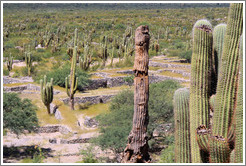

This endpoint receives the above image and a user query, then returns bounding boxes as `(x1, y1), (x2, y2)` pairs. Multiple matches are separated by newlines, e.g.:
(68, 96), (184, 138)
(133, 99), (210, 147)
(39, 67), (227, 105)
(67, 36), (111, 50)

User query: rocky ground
(3, 55), (190, 163)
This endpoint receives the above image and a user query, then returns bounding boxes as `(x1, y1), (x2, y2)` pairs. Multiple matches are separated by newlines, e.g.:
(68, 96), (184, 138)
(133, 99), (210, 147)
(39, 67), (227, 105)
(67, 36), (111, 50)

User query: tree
(3, 93), (39, 135)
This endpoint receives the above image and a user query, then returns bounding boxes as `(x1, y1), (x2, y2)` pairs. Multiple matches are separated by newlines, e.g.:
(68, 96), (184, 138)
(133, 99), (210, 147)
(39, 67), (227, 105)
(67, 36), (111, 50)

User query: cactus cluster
(79, 44), (92, 71)
(174, 3), (243, 163)
(40, 75), (53, 114)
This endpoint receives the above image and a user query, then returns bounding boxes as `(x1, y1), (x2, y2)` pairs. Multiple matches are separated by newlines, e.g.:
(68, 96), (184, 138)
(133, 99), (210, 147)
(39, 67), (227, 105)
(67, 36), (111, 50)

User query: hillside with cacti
(2, 3), (243, 164)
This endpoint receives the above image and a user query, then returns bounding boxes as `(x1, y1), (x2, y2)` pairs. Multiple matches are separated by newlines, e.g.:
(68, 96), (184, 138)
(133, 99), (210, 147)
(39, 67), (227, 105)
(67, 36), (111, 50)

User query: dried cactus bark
(174, 88), (191, 163)
(121, 25), (150, 163)
(189, 19), (213, 163)
(233, 35), (243, 163)
(212, 3), (243, 138)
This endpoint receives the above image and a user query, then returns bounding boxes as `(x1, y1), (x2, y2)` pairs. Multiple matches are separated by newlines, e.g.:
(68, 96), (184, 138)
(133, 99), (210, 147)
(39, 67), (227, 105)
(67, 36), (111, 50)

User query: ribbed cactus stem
(7, 53), (13, 72)
(66, 28), (78, 110)
(189, 19), (213, 163)
(25, 52), (32, 76)
(209, 136), (230, 163)
(79, 45), (92, 71)
(173, 88), (191, 163)
(234, 35), (243, 163)
(212, 3), (243, 138)
(40, 75), (53, 114)
(213, 23), (227, 74)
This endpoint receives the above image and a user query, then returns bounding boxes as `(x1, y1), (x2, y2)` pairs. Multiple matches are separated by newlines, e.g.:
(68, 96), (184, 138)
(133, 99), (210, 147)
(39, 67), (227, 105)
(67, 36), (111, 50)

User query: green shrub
(92, 80), (181, 153)
(179, 50), (192, 62)
(77, 146), (99, 163)
(3, 93), (39, 135)
(159, 143), (175, 163)
(3, 67), (9, 76)
(42, 63), (90, 91)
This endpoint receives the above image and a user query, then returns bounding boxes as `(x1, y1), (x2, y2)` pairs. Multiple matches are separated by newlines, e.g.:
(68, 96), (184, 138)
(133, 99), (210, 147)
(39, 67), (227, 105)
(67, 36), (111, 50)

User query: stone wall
(61, 94), (116, 105)
(34, 125), (71, 134)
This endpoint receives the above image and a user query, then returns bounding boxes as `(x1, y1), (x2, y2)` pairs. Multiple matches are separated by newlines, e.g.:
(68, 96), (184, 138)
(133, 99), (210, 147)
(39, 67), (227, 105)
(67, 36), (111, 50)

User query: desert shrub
(43, 63), (90, 91)
(92, 80), (181, 153)
(179, 50), (192, 62)
(159, 143), (175, 163)
(3, 67), (9, 76)
(3, 92), (39, 135)
(77, 146), (99, 163)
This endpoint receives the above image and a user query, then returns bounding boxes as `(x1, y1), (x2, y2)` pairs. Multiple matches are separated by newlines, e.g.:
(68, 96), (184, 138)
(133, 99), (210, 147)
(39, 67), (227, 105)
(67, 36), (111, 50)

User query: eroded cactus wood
(121, 25), (150, 163)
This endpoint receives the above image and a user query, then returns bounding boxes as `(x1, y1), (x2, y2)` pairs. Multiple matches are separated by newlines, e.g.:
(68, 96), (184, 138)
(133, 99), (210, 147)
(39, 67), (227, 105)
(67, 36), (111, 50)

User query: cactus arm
(65, 76), (70, 97)
(234, 35), (243, 163)
(212, 3), (243, 138)
(173, 88), (191, 163)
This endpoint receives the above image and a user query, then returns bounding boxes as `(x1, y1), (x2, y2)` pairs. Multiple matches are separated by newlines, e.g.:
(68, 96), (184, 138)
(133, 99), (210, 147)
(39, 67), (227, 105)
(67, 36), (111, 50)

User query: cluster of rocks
(84, 116), (98, 128)
(61, 94), (116, 105)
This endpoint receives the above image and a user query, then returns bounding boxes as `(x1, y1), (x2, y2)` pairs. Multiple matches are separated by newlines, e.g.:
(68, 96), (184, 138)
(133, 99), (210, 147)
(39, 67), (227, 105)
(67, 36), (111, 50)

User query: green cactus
(173, 88), (191, 163)
(66, 28), (78, 110)
(233, 35), (243, 163)
(99, 42), (108, 67)
(213, 23), (227, 73)
(25, 52), (32, 76)
(110, 47), (114, 67)
(7, 53), (13, 72)
(209, 136), (231, 163)
(40, 75), (53, 114)
(212, 3), (243, 139)
(189, 19), (213, 163)
(79, 44), (92, 71)
(211, 24), (227, 93)
(195, 125), (210, 163)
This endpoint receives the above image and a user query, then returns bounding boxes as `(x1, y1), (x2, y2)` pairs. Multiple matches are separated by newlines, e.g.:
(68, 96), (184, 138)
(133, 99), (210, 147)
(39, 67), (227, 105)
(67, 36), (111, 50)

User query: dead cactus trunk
(121, 25), (151, 163)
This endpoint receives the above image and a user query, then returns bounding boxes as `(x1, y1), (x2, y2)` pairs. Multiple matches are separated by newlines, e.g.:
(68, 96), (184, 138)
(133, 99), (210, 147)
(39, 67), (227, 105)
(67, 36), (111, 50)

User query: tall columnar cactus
(110, 47), (114, 67)
(173, 88), (191, 163)
(40, 75), (53, 114)
(79, 45), (92, 71)
(212, 3), (243, 139)
(7, 53), (13, 72)
(25, 52), (32, 76)
(189, 19), (213, 163)
(233, 35), (243, 163)
(66, 28), (78, 110)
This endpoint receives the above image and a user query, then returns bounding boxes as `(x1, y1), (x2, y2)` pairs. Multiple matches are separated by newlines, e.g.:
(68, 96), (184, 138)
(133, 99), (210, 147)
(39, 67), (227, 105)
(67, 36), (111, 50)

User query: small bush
(3, 93), (39, 135)
(3, 67), (9, 76)
(43, 63), (90, 91)
(159, 143), (175, 163)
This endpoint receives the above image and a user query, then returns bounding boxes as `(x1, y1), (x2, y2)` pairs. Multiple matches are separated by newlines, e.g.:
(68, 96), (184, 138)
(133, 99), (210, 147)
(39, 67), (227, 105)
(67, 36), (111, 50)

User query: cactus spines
(195, 125), (210, 163)
(25, 52), (32, 76)
(213, 23), (227, 73)
(40, 75), (53, 114)
(7, 53), (13, 72)
(121, 25), (150, 163)
(66, 28), (78, 110)
(209, 136), (231, 163)
(189, 19), (213, 163)
(212, 3), (243, 138)
(234, 35), (243, 163)
(173, 88), (191, 163)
